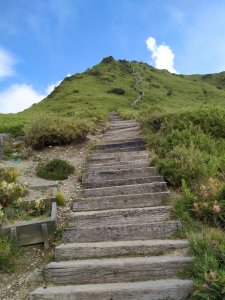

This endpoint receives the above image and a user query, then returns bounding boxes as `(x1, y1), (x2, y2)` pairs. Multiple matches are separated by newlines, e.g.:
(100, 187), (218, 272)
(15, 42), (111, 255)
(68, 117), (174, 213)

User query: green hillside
(1, 56), (225, 135)
(1, 57), (225, 296)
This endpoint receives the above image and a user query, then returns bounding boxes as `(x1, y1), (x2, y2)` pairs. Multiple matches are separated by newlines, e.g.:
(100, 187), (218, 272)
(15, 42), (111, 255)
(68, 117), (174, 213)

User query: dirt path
(0, 139), (91, 300)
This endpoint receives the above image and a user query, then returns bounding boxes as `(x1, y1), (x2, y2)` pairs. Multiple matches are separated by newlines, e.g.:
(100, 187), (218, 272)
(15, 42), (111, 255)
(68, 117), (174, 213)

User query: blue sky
(1, 0), (225, 113)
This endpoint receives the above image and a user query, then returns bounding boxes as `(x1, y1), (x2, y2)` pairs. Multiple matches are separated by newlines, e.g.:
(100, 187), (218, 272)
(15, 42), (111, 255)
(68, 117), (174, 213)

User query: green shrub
(36, 159), (75, 180)
(3, 141), (14, 158)
(101, 56), (115, 64)
(25, 116), (89, 150)
(158, 107), (225, 138)
(0, 168), (18, 183)
(153, 145), (217, 187)
(55, 192), (65, 206)
(0, 181), (27, 207)
(189, 228), (225, 299)
(0, 235), (18, 272)
(193, 271), (225, 299)
(107, 88), (125, 95)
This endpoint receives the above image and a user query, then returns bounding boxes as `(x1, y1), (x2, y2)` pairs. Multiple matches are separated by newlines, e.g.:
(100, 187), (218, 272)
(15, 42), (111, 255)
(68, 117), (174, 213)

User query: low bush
(36, 159), (75, 180)
(193, 271), (225, 299)
(0, 168), (18, 183)
(0, 235), (18, 272)
(180, 179), (225, 229)
(107, 88), (125, 95)
(3, 198), (48, 222)
(55, 192), (65, 206)
(25, 116), (89, 150)
(0, 181), (27, 207)
(3, 141), (14, 158)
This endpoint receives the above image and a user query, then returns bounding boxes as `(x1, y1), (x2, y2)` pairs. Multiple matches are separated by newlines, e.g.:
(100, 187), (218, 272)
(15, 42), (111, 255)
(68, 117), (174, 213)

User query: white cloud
(0, 47), (16, 79)
(146, 36), (177, 73)
(0, 76), (68, 114)
(46, 80), (62, 94)
(0, 84), (45, 113)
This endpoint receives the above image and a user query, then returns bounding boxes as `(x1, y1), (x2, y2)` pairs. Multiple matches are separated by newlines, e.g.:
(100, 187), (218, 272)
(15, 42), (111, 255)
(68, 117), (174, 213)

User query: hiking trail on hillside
(30, 112), (193, 300)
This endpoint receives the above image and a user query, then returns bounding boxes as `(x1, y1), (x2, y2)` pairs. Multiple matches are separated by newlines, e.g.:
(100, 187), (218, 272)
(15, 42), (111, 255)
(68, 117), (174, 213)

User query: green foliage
(36, 159), (75, 180)
(3, 141), (14, 158)
(0, 235), (18, 272)
(172, 189), (225, 299)
(0, 168), (18, 183)
(26, 198), (47, 217)
(55, 192), (65, 206)
(142, 107), (225, 189)
(0, 181), (27, 207)
(3, 198), (48, 222)
(25, 116), (89, 150)
(101, 56), (115, 64)
(189, 229), (225, 299)
(107, 88), (125, 95)
(193, 271), (225, 299)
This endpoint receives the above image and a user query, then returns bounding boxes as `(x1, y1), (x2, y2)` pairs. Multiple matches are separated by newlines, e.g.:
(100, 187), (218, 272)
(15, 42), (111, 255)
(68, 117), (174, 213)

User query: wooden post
(11, 227), (17, 244)
(41, 223), (49, 249)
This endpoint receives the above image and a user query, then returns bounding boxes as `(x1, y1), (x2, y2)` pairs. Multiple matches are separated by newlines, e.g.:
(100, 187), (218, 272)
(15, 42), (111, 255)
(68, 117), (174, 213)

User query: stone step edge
(68, 205), (173, 217)
(72, 191), (170, 211)
(82, 176), (164, 188)
(93, 146), (146, 153)
(56, 239), (189, 250)
(55, 239), (189, 260)
(43, 256), (193, 284)
(86, 158), (149, 168)
(73, 191), (170, 202)
(63, 220), (182, 243)
(84, 166), (158, 174)
(29, 279), (193, 300)
(81, 181), (167, 192)
(45, 255), (193, 270)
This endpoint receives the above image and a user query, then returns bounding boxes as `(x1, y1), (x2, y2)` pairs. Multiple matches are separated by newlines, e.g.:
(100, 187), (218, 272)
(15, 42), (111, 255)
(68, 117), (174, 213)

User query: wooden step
(83, 176), (164, 188)
(29, 279), (193, 300)
(90, 150), (148, 160)
(55, 239), (189, 261)
(93, 145), (146, 153)
(87, 158), (149, 168)
(84, 167), (159, 182)
(67, 206), (173, 228)
(88, 153), (148, 164)
(81, 182), (168, 198)
(86, 161), (149, 172)
(73, 192), (170, 211)
(43, 256), (193, 285)
(96, 138), (144, 150)
(63, 220), (181, 243)
(102, 130), (141, 138)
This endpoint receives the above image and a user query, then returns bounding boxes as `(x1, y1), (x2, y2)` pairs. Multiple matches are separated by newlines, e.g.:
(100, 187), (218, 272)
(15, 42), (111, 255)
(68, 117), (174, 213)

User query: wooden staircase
(30, 112), (193, 300)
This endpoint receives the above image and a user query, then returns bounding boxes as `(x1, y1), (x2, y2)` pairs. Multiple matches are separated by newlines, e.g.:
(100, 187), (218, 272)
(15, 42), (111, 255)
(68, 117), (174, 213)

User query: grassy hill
(1, 56), (225, 135)
(1, 57), (225, 297)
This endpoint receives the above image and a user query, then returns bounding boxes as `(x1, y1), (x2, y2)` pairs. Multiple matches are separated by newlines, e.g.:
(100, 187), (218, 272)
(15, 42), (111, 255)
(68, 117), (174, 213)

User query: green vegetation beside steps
(36, 159), (75, 180)
(119, 104), (225, 298)
(25, 116), (89, 150)
(0, 234), (18, 272)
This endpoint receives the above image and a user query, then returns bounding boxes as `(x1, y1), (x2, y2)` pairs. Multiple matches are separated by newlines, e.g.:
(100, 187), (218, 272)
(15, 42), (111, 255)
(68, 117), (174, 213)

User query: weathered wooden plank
(55, 240), (189, 261)
(0, 202), (57, 246)
(44, 256), (193, 284)
(81, 182), (168, 198)
(29, 279), (193, 300)
(63, 220), (181, 243)
(73, 192), (169, 211)
(68, 206), (172, 228)
(82, 176), (164, 189)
